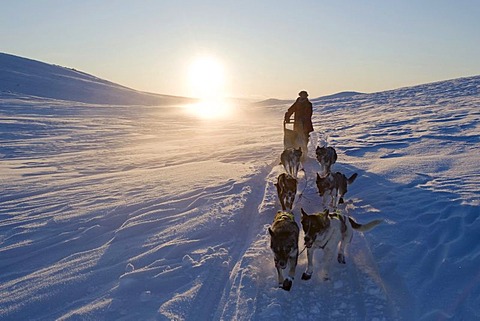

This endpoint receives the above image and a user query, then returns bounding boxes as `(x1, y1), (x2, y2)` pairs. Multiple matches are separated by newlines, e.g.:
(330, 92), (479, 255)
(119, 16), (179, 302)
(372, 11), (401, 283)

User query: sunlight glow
(188, 56), (225, 99)
(185, 55), (234, 119)
(184, 98), (234, 120)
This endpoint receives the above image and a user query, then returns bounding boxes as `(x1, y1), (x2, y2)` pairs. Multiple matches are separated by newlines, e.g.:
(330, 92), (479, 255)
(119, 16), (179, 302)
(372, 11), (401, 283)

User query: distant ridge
(253, 98), (294, 106)
(312, 91), (362, 101)
(256, 91), (362, 106)
(0, 52), (193, 105)
(256, 75), (480, 106)
(368, 75), (480, 100)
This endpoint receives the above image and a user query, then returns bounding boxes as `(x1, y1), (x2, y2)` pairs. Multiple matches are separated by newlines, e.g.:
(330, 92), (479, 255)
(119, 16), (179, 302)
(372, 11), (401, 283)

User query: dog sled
(283, 119), (308, 155)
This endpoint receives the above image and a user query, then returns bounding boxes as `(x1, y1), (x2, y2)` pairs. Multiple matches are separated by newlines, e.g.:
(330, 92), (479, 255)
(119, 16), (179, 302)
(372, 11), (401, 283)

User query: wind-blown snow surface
(1, 75), (479, 321)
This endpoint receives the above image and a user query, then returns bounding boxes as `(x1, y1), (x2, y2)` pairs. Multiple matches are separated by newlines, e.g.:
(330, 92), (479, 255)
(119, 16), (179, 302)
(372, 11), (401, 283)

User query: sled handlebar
(283, 119), (294, 130)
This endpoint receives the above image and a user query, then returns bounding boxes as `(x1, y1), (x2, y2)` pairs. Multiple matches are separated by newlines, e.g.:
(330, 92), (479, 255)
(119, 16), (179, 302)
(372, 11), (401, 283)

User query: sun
(187, 56), (225, 99)
(185, 55), (233, 119)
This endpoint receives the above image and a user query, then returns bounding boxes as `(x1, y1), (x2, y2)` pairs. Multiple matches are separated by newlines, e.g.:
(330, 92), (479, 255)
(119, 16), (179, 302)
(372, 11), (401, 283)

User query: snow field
(1, 72), (479, 320)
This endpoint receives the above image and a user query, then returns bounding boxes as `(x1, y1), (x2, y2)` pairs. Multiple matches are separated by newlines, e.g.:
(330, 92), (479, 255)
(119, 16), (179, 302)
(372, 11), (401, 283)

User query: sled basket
(283, 120), (298, 150)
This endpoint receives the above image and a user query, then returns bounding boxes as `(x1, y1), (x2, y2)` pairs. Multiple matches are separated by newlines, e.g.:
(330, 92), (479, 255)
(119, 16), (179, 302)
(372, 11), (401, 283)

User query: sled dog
(269, 211), (300, 291)
(300, 208), (382, 281)
(275, 173), (297, 211)
(316, 171), (357, 208)
(280, 147), (302, 178)
(315, 146), (337, 176)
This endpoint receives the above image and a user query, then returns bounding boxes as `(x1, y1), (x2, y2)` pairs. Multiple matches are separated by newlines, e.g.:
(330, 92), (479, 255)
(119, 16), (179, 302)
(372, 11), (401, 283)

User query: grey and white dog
(315, 145), (337, 177)
(280, 147), (302, 179)
(269, 211), (300, 291)
(300, 208), (382, 281)
(316, 171), (358, 208)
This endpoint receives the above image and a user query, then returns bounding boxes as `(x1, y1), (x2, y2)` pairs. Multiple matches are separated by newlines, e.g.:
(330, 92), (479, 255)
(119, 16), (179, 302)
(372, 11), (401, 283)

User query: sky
(1, 0), (479, 100)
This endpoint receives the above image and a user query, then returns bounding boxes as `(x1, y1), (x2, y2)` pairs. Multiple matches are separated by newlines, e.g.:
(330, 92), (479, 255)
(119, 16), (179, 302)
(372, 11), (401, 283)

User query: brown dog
(269, 211), (300, 291)
(275, 173), (297, 211)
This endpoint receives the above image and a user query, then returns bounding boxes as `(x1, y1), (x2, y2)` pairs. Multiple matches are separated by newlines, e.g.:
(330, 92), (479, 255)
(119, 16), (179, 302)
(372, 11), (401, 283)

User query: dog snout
(275, 259), (287, 269)
(278, 261), (287, 269)
(304, 236), (313, 248)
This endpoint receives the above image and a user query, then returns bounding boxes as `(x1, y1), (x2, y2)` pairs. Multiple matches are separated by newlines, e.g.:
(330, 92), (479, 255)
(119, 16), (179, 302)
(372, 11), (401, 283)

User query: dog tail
(347, 173), (358, 184)
(349, 217), (382, 232)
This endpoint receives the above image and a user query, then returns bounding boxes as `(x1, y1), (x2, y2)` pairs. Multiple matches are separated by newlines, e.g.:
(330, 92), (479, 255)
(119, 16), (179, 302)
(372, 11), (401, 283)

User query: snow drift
(0, 54), (479, 320)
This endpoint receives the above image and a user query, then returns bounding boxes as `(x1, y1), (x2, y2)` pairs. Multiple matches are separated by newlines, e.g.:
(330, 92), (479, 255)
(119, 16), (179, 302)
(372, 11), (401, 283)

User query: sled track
(212, 160), (278, 320)
(215, 157), (405, 321)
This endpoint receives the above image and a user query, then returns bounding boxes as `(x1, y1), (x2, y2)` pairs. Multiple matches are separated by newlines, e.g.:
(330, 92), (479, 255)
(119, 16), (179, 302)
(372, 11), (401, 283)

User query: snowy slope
(1, 57), (479, 321)
(0, 53), (191, 105)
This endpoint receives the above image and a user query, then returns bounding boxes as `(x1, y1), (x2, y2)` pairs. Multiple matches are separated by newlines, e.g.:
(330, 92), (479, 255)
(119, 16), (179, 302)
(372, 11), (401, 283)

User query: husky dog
(269, 211), (300, 291)
(300, 208), (382, 281)
(316, 172), (358, 208)
(275, 173), (297, 211)
(280, 147), (302, 178)
(315, 146), (337, 176)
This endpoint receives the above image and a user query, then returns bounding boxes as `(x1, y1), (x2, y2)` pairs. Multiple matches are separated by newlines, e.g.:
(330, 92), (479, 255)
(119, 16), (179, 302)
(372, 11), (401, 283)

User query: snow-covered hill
(256, 91), (362, 106)
(0, 56), (479, 320)
(0, 53), (192, 105)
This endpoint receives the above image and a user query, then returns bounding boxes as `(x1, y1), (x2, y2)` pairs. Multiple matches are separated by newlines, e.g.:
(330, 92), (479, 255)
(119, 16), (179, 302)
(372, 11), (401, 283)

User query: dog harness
(329, 210), (352, 243)
(275, 211), (295, 222)
(309, 211), (347, 249)
(329, 211), (348, 235)
(317, 227), (334, 249)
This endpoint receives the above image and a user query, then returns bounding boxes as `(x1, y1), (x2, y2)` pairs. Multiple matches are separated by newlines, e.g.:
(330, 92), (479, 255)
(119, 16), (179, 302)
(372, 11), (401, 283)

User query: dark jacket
(285, 97), (314, 134)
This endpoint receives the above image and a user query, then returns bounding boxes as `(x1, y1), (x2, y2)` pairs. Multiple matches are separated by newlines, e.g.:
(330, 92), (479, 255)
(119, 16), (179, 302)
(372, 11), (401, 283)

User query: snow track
(217, 157), (400, 321)
(1, 75), (479, 320)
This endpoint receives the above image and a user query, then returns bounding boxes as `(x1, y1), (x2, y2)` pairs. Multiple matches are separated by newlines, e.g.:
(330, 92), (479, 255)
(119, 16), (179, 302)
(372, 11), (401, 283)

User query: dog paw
(337, 253), (346, 264)
(282, 279), (292, 291)
(301, 272), (312, 280)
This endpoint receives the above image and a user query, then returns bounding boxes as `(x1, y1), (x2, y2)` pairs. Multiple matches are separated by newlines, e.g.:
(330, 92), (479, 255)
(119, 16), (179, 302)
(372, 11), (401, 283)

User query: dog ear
(318, 209), (329, 221)
(268, 227), (274, 237)
(301, 208), (308, 217)
(319, 210), (330, 223)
